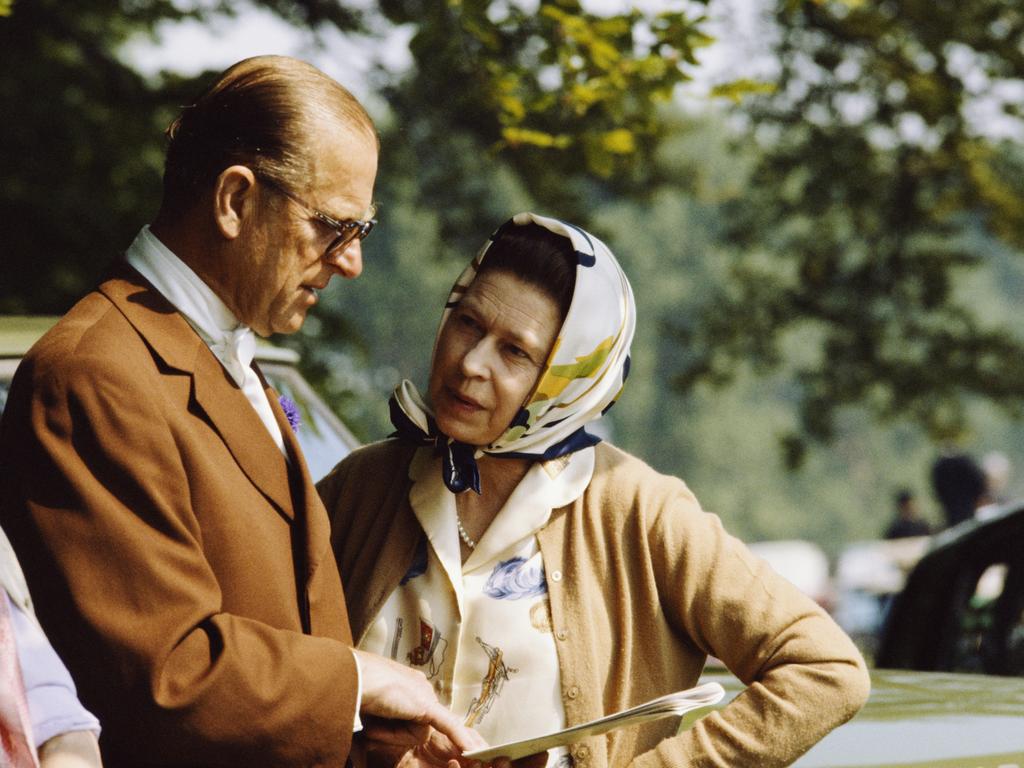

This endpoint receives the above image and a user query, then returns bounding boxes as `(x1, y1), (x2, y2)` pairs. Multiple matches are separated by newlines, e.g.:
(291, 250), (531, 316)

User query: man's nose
(325, 238), (363, 279)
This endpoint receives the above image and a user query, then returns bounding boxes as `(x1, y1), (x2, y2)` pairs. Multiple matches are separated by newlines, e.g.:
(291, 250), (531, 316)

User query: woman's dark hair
(477, 222), (577, 322)
(160, 55), (377, 219)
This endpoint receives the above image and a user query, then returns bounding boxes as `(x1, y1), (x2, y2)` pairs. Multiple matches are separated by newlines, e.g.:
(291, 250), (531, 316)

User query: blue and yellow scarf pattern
(391, 212), (636, 493)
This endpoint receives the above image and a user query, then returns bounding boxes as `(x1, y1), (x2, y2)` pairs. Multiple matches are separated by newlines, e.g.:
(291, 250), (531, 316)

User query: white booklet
(463, 681), (726, 762)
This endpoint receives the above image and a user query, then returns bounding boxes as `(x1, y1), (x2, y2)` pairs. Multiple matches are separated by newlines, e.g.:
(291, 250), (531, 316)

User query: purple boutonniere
(279, 395), (301, 433)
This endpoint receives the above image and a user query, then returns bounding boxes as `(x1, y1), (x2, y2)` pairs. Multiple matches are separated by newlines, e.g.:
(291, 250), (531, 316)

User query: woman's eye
(507, 345), (530, 360)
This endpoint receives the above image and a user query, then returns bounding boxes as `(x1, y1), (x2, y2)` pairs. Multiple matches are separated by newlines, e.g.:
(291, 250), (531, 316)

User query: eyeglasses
(257, 174), (377, 258)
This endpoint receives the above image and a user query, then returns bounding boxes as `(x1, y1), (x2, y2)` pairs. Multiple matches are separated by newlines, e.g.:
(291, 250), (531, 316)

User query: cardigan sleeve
(632, 482), (870, 768)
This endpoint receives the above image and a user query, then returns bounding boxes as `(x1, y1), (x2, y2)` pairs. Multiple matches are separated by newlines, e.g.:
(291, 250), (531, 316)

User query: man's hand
(354, 650), (487, 757)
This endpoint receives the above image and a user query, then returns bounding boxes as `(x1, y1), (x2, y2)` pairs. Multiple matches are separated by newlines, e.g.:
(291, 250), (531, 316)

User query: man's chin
(271, 308), (310, 336)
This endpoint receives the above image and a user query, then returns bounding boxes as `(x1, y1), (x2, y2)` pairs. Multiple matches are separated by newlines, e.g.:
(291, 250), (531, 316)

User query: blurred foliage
(361, 0), (712, 259)
(377, 0), (710, 187)
(0, 0), (205, 313)
(671, 0), (1024, 465)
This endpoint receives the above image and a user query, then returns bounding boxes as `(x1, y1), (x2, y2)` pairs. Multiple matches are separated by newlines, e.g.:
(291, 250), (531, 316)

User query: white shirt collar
(127, 225), (240, 339)
(407, 446), (595, 579)
(125, 226), (255, 386)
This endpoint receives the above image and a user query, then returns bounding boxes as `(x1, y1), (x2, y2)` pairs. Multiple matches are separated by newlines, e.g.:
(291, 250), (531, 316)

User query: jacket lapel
(266, 381), (348, 636)
(98, 263), (295, 520)
(267, 386), (330, 580)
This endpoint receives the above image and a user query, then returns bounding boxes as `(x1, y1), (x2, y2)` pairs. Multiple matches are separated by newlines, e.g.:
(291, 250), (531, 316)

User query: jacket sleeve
(1, 348), (357, 767)
(633, 483), (870, 768)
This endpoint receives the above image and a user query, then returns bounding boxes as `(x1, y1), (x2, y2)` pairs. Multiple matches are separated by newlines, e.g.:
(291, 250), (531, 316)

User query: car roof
(0, 316), (59, 358)
(0, 315), (299, 363)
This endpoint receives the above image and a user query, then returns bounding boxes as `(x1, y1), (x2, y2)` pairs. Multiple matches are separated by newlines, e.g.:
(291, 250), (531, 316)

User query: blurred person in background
(2, 526), (102, 768)
(883, 489), (931, 540)
(976, 450), (1013, 521)
(981, 450), (1012, 507)
(931, 452), (986, 528)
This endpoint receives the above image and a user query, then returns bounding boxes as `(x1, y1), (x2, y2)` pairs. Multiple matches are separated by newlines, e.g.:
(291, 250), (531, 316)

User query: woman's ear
(212, 165), (257, 239)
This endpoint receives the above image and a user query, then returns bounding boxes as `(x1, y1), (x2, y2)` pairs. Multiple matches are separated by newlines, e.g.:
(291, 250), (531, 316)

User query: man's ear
(212, 165), (258, 239)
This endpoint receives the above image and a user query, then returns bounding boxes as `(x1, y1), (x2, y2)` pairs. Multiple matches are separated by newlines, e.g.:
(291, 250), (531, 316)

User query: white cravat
(125, 226), (286, 456)
(209, 327), (257, 389)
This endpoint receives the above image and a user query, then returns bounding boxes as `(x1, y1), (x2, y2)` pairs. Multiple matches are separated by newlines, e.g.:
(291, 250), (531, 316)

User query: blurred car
(722, 531), (1024, 765)
(5, 316), (1024, 766)
(832, 535), (931, 654)
(0, 315), (359, 481)
(877, 499), (1024, 677)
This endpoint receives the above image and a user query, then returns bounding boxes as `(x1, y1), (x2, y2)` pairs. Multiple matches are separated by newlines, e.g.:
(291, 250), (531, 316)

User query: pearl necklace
(455, 511), (477, 550)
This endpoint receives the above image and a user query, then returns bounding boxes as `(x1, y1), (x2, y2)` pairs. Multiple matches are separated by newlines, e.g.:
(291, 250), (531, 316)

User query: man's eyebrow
(321, 200), (375, 225)
(320, 208), (360, 225)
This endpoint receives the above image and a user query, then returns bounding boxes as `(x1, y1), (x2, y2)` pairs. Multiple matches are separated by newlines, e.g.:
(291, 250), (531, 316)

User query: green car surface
(702, 667), (1024, 768)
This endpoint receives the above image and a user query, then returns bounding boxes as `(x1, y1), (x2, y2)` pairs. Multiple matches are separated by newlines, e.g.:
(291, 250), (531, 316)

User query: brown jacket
(320, 440), (870, 768)
(0, 266), (358, 767)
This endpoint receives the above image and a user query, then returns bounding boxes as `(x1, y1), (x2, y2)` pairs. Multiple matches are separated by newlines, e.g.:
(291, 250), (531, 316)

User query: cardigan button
(550, 570), (563, 582)
(566, 685), (580, 700)
(556, 629), (568, 641)
(572, 744), (590, 761)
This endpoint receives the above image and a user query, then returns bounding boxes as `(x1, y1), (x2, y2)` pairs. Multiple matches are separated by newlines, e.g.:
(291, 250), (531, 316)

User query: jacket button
(572, 744), (590, 760)
(566, 685), (579, 699)
(550, 570), (563, 582)
(556, 629), (568, 641)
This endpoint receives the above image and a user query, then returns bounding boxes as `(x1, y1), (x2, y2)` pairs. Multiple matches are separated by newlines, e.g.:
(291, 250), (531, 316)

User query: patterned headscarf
(390, 212), (636, 493)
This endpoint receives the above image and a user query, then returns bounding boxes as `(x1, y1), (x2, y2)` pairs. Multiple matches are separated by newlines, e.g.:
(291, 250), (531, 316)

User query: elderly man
(0, 56), (480, 767)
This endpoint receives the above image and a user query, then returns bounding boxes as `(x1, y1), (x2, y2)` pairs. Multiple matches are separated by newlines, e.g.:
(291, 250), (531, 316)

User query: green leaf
(500, 126), (573, 149)
(600, 128), (636, 154)
(708, 79), (777, 104)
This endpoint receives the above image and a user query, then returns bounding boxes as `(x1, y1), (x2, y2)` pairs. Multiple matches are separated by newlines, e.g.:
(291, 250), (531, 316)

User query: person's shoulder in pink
(1, 525), (102, 768)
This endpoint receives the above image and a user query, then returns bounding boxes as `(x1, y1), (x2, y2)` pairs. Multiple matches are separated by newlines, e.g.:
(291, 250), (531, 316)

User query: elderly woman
(319, 213), (870, 768)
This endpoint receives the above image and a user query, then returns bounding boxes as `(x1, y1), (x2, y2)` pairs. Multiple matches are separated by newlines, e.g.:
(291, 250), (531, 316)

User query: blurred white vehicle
(747, 539), (833, 609)
(831, 536), (930, 648)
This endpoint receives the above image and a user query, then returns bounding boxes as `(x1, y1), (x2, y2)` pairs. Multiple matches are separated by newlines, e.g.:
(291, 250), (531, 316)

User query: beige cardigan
(319, 440), (870, 768)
